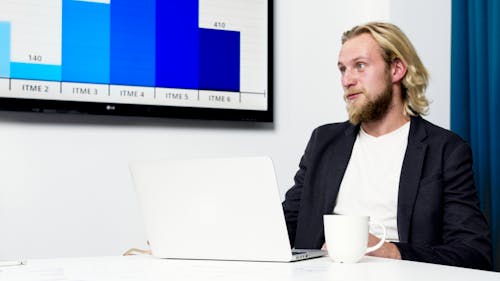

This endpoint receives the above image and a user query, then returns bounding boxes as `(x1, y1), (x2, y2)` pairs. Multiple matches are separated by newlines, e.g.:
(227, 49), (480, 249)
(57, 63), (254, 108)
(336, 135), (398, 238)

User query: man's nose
(341, 69), (357, 89)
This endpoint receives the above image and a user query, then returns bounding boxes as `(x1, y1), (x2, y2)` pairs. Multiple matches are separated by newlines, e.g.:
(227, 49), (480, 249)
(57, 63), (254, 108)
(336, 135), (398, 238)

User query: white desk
(1, 255), (498, 281)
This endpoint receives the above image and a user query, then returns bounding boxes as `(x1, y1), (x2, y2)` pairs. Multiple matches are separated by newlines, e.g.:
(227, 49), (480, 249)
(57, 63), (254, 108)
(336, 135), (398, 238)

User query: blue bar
(62, 0), (110, 84)
(156, 0), (199, 89)
(110, 0), (156, 86)
(10, 62), (62, 81)
(0, 22), (10, 78)
(199, 28), (240, 92)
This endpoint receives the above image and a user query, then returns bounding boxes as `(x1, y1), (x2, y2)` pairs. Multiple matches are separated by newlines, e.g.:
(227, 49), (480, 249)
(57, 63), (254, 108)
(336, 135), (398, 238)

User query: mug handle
(365, 221), (386, 254)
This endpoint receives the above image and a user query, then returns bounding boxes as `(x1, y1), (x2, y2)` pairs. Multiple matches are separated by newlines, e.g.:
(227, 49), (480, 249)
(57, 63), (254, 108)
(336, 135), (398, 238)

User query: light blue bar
(0, 22), (10, 78)
(10, 62), (62, 81)
(62, 0), (110, 84)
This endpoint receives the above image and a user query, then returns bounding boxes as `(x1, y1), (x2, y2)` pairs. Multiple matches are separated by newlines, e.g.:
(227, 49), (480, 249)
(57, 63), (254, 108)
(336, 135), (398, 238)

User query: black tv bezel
(0, 1), (273, 123)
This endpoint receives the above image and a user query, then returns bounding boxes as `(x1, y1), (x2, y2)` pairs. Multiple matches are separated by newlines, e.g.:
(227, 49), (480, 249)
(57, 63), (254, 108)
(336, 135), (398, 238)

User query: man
(282, 22), (492, 270)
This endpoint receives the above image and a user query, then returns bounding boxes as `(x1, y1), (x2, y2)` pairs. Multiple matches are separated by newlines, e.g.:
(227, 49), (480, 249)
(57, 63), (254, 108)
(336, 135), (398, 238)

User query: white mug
(323, 214), (386, 263)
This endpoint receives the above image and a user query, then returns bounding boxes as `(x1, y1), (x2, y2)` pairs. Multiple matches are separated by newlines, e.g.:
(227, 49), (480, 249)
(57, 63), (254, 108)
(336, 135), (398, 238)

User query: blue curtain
(451, 0), (500, 270)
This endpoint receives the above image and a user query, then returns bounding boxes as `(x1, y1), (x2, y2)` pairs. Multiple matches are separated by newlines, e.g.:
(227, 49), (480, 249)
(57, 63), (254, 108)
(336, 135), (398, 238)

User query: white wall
(390, 0), (451, 128)
(0, 0), (450, 259)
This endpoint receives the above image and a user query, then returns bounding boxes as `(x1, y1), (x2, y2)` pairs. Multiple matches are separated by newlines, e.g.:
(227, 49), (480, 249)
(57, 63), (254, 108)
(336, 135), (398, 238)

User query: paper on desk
(1, 267), (68, 281)
(0, 266), (143, 281)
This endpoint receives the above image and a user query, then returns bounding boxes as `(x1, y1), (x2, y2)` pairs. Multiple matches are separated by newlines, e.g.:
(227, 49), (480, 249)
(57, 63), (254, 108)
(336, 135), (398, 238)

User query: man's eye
(356, 63), (366, 69)
(338, 66), (346, 74)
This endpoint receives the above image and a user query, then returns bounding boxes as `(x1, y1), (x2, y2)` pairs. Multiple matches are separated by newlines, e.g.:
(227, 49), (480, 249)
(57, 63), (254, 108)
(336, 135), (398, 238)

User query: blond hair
(342, 22), (430, 116)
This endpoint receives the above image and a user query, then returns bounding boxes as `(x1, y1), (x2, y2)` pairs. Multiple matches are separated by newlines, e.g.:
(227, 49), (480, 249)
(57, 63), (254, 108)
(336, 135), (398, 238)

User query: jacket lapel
(397, 116), (427, 242)
(323, 124), (358, 213)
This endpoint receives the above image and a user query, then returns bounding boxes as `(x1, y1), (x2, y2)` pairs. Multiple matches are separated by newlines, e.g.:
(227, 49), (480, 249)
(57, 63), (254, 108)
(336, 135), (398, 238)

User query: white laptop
(129, 156), (325, 262)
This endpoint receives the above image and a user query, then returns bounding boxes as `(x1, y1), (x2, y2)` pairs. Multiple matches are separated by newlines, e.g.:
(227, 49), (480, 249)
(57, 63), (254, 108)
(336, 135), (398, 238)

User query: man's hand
(366, 233), (401, 259)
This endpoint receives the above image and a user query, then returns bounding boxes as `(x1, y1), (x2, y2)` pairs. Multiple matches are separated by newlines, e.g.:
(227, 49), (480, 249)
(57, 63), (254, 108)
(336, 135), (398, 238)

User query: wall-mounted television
(0, 0), (273, 122)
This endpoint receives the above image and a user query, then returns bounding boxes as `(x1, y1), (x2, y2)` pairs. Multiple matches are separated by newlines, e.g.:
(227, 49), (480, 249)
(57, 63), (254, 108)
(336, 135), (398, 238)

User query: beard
(345, 79), (393, 125)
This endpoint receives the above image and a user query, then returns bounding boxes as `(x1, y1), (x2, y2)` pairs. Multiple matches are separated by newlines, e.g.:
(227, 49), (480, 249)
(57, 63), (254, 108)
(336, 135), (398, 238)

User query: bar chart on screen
(0, 0), (268, 111)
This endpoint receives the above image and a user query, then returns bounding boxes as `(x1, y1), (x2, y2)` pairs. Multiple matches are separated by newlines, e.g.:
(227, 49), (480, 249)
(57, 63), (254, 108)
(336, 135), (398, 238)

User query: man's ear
(391, 58), (407, 83)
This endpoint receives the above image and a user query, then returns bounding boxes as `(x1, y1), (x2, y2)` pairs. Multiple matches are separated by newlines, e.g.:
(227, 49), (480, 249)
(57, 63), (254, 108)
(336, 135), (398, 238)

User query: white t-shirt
(333, 121), (410, 242)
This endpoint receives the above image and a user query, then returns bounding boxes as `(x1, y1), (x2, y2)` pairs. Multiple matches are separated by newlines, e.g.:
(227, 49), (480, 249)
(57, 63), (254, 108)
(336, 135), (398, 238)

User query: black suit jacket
(283, 116), (492, 270)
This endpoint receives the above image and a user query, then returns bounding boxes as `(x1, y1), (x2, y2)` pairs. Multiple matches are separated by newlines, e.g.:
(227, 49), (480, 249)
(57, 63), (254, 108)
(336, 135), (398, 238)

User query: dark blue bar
(156, 0), (199, 89)
(62, 0), (110, 84)
(110, 0), (156, 86)
(199, 28), (240, 92)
